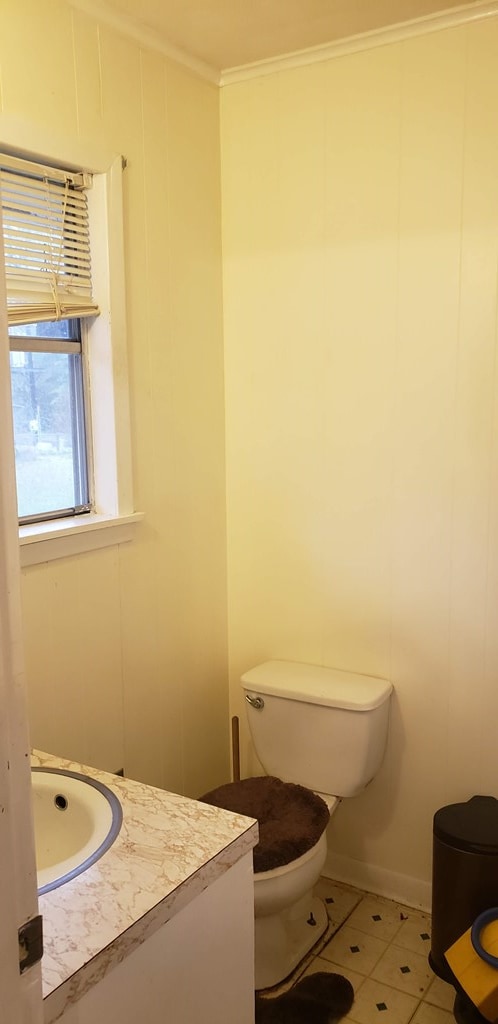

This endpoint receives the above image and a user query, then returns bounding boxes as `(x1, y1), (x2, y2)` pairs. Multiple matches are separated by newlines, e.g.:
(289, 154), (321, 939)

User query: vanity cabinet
(54, 854), (255, 1024)
(33, 752), (258, 1024)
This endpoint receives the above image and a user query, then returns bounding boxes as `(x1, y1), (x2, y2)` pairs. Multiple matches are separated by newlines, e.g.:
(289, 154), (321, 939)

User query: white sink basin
(32, 768), (122, 895)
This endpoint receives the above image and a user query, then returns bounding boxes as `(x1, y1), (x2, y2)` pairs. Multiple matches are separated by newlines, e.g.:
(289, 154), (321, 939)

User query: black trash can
(430, 795), (498, 985)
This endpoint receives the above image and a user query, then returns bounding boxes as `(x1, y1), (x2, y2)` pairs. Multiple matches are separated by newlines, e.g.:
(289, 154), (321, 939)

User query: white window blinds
(0, 153), (99, 326)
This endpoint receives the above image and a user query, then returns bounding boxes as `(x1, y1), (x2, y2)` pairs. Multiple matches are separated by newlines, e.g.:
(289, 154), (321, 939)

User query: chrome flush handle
(245, 694), (265, 710)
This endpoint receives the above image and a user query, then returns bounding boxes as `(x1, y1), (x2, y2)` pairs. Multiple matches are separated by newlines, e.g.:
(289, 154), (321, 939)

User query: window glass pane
(9, 320), (78, 340)
(10, 343), (89, 519)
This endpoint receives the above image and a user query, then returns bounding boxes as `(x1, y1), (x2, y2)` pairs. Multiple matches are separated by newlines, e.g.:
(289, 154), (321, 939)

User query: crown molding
(67, 0), (220, 85)
(66, 0), (498, 89)
(220, 0), (498, 86)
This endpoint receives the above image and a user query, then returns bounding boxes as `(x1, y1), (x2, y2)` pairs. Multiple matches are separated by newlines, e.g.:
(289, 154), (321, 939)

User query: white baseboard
(323, 850), (432, 914)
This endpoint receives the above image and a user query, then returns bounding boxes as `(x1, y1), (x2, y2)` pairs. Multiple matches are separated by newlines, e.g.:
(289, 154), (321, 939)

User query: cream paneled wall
(4, 0), (498, 900)
(1, 0), (229, 797)
(221, 20), (498, 897)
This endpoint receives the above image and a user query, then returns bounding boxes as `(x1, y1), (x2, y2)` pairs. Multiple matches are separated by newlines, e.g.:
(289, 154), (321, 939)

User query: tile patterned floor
(264, 878), (457, 1023)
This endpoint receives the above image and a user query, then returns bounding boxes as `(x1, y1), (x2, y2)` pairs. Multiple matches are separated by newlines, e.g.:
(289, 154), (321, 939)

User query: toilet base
(255, 892), (329, 990)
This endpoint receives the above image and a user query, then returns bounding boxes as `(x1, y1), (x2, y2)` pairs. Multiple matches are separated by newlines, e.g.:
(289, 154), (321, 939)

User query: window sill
(19, 512), (144, 567)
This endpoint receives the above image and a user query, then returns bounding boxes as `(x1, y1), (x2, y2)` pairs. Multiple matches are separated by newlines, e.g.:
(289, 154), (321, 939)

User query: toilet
(201, 660), (393, 990)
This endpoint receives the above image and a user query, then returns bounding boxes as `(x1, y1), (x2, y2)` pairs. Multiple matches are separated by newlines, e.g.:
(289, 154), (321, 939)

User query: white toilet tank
(241, 661), (393, 798)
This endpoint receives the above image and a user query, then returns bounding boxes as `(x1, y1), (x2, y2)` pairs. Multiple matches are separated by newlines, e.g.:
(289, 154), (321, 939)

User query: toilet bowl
(202, 776), (338, 988)
(253, 805), (340, 989)
(202, 660), (392, 989)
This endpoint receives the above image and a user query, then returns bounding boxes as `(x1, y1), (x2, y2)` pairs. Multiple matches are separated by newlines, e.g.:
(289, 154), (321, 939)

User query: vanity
(32, 751), (258, 1024)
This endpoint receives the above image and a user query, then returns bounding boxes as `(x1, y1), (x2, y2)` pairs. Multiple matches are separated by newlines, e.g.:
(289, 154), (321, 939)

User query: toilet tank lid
(241, 661), (392, 711)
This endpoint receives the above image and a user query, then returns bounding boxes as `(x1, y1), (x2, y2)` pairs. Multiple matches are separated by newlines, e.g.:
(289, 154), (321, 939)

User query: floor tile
(299, 955), (365, 994)
(268, 877), (447, 1024)
(394, 913), (432, 956)
(346, 978), (419, 1024)
(321, 925), (388, 976)
(371, 943), (433, 998)
(411, 1003), (455, 1024)
(347, 896), (406, 943)
(424, 974), (456, 1012)
(314, 878), (363, 929)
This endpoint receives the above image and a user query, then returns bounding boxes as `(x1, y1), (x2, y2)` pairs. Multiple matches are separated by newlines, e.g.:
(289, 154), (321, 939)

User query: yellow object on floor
(445, 915), (498, 1023)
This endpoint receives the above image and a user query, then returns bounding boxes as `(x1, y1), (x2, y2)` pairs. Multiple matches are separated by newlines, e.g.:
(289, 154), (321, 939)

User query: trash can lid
(434, 796), (498, 854)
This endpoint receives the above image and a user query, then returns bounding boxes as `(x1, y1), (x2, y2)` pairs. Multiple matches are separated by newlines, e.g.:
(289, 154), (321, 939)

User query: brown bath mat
(199, 776), (330, 872)
(255, 972), (354, 1023)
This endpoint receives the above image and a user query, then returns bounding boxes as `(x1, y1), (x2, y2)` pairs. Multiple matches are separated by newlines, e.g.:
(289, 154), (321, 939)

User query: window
(1, 153), (98, 525)
(0, 135), (140, 566)
(9, 319), (90, 523)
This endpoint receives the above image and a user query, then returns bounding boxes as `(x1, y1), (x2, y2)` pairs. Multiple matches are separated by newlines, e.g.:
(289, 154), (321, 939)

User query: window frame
(0, 126), (142, 566)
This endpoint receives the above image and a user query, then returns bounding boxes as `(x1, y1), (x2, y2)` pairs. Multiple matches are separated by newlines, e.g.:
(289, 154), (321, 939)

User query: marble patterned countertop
(32, 751), (258, 1024)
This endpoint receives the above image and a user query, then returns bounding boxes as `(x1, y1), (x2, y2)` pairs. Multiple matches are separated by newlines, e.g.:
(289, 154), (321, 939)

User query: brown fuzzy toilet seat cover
(200, 776), (330, 873)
